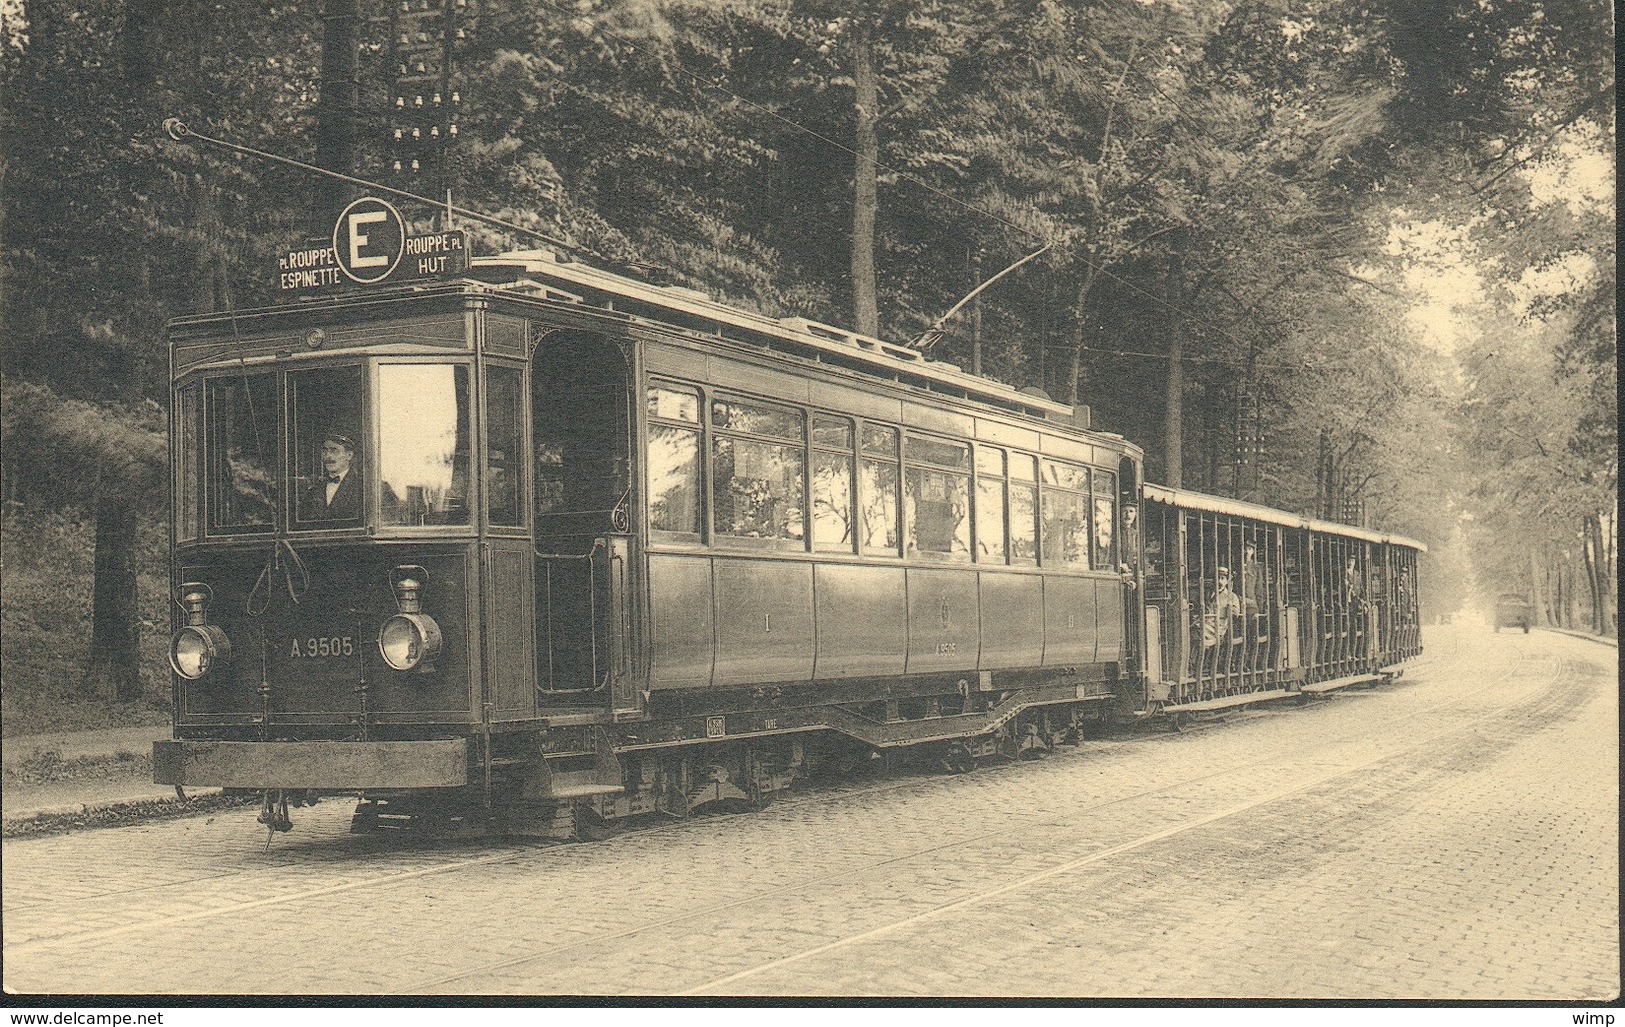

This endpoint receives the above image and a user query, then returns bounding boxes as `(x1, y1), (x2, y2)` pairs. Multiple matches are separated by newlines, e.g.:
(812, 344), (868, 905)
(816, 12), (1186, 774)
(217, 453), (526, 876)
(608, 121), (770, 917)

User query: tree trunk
(79, 0), (164, 705)
(1583, 511), (1615, 635)
(1528, 546), (1545, 627)
(120, 0), (165, 87)
(1554, 561), (1567, 627)
(1315, 429), (1328, 519)
(1205, 376), (1223, 491)
(1064, 263), (1098, 406)
(969, 249), (982, 377)
(317, 0), (361, 226)
(1163, 330), (1184, 488)
(84, 490), (142, 701)
(850, 28), (880, 337)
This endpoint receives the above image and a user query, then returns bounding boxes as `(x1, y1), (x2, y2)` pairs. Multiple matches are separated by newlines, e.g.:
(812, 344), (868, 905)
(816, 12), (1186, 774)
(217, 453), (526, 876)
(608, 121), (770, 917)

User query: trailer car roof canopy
(1143, 483), (1427, 552)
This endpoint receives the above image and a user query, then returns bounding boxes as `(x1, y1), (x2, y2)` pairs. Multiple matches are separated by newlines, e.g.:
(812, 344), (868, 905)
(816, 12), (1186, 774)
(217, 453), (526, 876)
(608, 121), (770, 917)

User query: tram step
(544, 784), (627, 799)
(1162, 689), (1291, 714)
(1298, 673), (1382, 695)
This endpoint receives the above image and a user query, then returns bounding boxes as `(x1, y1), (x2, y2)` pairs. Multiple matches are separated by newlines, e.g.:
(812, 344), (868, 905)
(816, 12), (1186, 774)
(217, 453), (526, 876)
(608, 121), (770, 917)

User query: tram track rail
(400, 640), (1559, 995)
(685, 655), (1567, 995)
(5, 630), (1549, 985)
(5, 631), (1470, 924)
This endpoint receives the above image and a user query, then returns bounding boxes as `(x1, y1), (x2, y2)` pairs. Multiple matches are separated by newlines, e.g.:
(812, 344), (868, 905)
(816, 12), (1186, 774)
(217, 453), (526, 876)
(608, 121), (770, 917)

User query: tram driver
(299, 431), (361, 521)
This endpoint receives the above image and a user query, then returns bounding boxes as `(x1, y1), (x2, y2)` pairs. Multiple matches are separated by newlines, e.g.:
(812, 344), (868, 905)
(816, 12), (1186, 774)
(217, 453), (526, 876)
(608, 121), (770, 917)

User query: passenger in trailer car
(1241, 542), (1265, 621)
(1241, 542), (1267, 668)
(1202, 567), (1245, 649)
(300, 432), (361, 521)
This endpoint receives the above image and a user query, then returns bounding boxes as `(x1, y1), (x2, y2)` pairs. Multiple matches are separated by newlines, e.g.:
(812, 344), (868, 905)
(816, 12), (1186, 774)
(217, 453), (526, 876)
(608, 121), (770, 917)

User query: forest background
(0, 0), (1614, 733)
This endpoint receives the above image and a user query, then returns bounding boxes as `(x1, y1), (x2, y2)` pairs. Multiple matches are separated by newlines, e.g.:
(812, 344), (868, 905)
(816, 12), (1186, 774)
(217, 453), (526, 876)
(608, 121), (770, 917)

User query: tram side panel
(634, 338), (1131, 703)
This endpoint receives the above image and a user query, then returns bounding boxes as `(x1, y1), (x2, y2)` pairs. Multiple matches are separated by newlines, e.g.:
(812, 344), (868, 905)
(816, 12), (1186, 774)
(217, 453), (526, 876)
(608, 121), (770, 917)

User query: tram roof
(471, 249), (1078, 421)
(1143, 483), (1427, 552)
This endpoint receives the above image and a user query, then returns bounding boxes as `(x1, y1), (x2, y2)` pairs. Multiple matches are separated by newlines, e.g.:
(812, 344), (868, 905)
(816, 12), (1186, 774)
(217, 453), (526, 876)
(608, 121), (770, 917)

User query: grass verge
(1, 505), (172, 737)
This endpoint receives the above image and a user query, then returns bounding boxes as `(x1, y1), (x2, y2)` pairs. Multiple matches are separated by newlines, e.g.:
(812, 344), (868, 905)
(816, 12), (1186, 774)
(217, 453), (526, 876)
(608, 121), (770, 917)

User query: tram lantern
(169, 582), (233, 680)
(378, 565), (443, 672)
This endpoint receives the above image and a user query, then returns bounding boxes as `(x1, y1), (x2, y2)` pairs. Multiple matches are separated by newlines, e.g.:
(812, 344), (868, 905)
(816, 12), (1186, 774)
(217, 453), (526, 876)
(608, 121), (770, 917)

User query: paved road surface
(3, 626), (1616, 998)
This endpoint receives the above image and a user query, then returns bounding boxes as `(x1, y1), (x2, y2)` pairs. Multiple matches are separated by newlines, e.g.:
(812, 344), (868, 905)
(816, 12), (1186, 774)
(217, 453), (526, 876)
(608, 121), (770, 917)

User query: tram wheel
(574, 807), (622, 842)
(1168, 712), (1190, 733)
(938, 746), (978, 774)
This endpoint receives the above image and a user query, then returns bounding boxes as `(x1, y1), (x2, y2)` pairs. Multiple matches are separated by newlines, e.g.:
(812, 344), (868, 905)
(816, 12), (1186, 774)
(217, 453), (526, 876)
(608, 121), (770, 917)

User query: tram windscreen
(205, 374), (278, 532)
(378, 364), (472, 526)
(290, 366), (364, 528)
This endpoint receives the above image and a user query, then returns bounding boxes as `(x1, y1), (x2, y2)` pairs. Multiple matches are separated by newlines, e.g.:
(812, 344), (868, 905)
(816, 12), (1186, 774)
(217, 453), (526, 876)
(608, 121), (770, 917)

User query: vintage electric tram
(154, 237), (1423, 834)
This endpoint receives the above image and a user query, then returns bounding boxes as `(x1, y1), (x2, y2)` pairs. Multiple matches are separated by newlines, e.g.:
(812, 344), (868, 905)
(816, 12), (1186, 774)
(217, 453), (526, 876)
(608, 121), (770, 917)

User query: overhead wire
(306, 0), (1325, 367)
(506, 0), (1319, 363)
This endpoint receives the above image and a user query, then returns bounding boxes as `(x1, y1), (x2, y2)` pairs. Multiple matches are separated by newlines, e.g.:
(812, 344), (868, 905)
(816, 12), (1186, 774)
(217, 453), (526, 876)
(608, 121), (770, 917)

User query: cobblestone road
(3, 626), (1616, 999)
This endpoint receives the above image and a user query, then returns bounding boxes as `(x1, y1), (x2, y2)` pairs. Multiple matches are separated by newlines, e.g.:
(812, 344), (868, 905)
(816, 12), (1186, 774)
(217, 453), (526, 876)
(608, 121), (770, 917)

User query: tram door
(1140, 501), (1181, 702)
(531, 330), (635, 706)
(1118, 458), (1145, 682)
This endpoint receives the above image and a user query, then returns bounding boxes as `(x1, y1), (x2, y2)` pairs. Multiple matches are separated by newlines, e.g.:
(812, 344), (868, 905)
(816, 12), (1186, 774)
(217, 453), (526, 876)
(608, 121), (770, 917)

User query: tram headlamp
(379, 613), (443, 671)
(378, 566), (443, 672)
(170, 583), (233, 680)
(171, 624), (233, 679)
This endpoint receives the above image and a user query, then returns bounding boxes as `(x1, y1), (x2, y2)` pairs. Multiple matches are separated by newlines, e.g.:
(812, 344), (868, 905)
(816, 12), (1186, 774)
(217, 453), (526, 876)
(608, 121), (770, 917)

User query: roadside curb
(3, 788), (225, 832)
(1541, 626), (1619, 648)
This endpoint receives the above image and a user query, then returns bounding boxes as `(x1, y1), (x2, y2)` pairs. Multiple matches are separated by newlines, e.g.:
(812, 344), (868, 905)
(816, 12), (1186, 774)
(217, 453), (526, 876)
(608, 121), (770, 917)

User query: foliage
(0, 0), (1615, 707)
(1, 378), (165, 509)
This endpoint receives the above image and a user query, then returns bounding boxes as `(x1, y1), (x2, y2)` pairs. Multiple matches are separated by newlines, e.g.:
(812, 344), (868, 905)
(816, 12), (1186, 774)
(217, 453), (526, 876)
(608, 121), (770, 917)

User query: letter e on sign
(332, 197), (405, 284)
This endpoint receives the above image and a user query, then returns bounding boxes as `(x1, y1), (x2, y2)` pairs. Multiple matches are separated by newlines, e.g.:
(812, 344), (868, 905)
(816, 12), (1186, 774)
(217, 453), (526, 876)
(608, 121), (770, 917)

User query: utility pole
(317, 0), (361, 225)
(388, 0), (468, 226)
(850, 23), (880, 337)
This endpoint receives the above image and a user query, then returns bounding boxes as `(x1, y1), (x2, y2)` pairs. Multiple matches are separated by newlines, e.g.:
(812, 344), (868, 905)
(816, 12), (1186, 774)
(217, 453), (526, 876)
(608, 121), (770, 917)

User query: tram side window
(175, 384), (199, 542)
(485, 367), (525, 527)
(812, 414), (856, 553)
(378, 364), (472, 527)
(290, 366), (364, 529)
(1009, 452), (1038, 565)
(975, 445), (1007, 564)
(646, 384), (702, 538)
(1092, 469), (1115, 570)
(904, 434), (970, 562)
(1039, 459), (1090, 567)
(711, 397), (805, 548)
(859, 424), (900, 555)
(205, 374), (278, 532)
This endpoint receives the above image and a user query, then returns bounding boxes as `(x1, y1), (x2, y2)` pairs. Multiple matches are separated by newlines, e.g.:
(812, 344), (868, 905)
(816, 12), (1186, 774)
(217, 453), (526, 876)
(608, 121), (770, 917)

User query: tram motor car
(152, 228), (1425, 836)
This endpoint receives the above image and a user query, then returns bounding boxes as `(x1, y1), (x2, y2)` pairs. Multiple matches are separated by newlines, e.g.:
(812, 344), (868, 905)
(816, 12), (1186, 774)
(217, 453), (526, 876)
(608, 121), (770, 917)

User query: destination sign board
(277, 197), (468, 292)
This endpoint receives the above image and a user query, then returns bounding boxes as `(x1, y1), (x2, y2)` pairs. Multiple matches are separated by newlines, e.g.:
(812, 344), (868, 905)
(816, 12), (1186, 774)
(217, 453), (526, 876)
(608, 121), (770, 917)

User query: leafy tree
(2, 0), (323, 697)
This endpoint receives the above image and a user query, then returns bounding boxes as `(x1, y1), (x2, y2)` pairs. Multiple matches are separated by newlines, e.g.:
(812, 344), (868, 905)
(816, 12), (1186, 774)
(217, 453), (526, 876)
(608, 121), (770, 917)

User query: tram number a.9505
(288, 636), (356, 659)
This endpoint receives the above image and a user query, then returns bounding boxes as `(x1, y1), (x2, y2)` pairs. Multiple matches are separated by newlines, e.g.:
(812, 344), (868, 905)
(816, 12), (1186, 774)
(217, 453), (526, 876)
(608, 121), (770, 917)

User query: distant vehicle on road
(1494, 593), (1532, 633)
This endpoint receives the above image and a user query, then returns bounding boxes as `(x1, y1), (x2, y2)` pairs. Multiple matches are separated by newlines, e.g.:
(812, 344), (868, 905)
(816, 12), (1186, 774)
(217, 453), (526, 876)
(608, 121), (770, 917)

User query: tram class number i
(153, 196), (1425, 837)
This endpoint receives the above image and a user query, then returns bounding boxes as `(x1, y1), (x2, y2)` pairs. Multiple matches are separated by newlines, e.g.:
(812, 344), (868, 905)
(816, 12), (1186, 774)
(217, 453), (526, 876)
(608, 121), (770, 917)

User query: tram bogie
(155, 248), (1424, 835)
